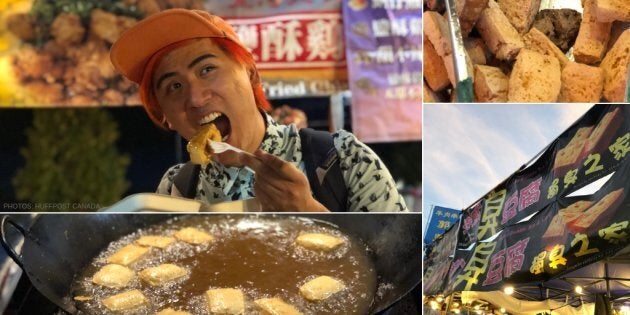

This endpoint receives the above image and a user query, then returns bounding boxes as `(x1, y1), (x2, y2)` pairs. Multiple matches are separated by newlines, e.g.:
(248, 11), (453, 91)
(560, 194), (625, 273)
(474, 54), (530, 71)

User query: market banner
(424, 220), (459, 295)
(217, 0), (349, 99)
(447, 154), (630, 293)
(342, 0), (421, 142)
(0, 0), (348, 107)
(457, 104), (630, 248)
(424, 205), (460, 245)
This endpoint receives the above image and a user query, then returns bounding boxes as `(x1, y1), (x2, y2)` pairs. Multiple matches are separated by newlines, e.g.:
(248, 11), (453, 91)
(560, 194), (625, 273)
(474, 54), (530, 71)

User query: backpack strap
(299, 128), (348, 212)
(172, 162), (200, 198)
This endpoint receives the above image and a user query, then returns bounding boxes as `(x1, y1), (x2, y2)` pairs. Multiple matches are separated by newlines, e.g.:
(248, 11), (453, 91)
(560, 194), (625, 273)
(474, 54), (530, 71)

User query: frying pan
(0, 213), (421, 314)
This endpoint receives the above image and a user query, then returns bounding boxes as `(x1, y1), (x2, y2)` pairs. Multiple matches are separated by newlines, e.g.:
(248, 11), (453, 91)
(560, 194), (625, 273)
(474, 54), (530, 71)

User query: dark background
(0, 98), (421, 203)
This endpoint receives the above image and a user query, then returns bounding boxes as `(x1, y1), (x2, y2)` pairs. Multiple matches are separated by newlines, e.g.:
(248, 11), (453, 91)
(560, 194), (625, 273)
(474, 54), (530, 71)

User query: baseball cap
(110, 8), (248, 84)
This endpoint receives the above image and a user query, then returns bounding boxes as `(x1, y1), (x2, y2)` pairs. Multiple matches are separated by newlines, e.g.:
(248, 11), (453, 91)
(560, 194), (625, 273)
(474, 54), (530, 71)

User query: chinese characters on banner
(441, 104), (630, 293)
(458, 105), (629, 248)
(424, 205), (460, 245)
(217, 0), (349, 98)
(424, 221), (459, 295)
(342, 0), (421, 142)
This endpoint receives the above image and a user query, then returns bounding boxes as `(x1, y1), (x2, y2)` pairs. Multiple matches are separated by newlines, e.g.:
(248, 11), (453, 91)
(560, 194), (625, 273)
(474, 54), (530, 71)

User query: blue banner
(424, 205), (460, 244)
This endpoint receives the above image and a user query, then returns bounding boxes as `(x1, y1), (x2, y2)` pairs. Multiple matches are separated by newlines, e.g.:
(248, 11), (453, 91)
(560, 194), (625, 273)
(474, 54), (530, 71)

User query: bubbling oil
(72, 216), (377, 315)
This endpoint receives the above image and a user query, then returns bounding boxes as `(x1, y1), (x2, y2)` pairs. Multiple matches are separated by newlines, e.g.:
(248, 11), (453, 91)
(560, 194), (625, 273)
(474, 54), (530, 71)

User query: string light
(430, 301), (439, 310)
(575, 286), (583, 294)
(503, 286), (515, 295)
(500, 307), (506, 313)
(437, 296), (444, 303)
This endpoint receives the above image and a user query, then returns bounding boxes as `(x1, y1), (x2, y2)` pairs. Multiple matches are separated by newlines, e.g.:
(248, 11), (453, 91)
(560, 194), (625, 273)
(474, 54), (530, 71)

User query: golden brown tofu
(254, 298), (302, 315)
(255, 298), (302, 315)
(139, 264), (187, 286)
(92, 264), (135, 288)
(135, 235), (176, 249)
(206, 288), (245, 314)
(174, 227), (215, 245)
(102, 289), (147, 312)
(187, 123), (221, 166)
(106, 244), (150, 266)
(295, 233), (345, 251)
(156, 308), (192, 315)
(299, 276), (346, 301)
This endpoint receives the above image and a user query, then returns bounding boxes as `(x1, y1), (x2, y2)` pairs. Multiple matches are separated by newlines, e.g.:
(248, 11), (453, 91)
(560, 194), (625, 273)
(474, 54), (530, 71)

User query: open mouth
(199, 112), (231, 141)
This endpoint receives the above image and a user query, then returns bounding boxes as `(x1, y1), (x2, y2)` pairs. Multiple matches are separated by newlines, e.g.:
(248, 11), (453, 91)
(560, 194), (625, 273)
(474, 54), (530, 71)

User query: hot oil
(72, 216), (377, 315)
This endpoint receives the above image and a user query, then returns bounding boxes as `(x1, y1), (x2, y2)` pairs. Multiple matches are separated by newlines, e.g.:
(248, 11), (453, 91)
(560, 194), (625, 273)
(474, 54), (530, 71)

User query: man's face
(153, 38), (265, 155)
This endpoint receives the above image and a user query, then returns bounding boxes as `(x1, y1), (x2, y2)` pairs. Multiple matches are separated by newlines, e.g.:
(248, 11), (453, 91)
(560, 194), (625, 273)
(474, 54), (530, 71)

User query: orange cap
(110, 9), (249, 84)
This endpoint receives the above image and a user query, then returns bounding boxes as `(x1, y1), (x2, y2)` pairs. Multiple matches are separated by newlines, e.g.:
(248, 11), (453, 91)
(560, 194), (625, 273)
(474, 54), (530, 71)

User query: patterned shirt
(157, 114), (408, 212)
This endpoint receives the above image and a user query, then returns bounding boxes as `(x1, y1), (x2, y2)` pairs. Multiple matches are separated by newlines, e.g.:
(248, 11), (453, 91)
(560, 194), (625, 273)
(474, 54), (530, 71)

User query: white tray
(101, 193), (259, 212)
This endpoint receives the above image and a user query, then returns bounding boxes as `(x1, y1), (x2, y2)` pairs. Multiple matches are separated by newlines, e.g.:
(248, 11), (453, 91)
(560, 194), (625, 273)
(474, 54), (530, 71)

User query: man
(111, 9), (407, 212)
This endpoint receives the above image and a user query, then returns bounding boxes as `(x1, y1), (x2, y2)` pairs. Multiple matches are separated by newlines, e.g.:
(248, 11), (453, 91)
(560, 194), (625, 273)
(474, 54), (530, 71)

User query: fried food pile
(186, 123), (221, 166)
(424, 0), (630, 103)
(5, 0), (204, 106)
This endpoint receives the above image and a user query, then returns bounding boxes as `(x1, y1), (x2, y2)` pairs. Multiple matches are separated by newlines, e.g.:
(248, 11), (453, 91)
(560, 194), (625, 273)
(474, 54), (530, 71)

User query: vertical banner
(424, 221), (459, 295)
(342, 0), (422, 142)
(424, 205), (460, 245)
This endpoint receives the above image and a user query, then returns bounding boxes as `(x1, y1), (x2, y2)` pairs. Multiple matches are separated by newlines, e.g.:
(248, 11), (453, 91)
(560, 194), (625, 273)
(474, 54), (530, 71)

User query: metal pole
(443, 0), (473, 102)
(606, 260), (611, 298)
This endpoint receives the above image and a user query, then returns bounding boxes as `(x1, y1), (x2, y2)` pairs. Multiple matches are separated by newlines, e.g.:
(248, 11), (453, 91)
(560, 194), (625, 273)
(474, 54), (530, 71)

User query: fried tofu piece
(594, 0), (630, 23)
(174, 227), (215, 245)
(206, 288), (245, 315)
(573, 0), (612, 64)
(299, 276), (346, 301)
(523, 27), (570, 68)
(50, 13), (85, 46)
(139, 264), (187, 286)
(424, 38), (450, 91)
(424, 11), (473, 87)
(135, 235), (177, 249)
(187, 123), (221, 166)
(102, 289), (147, 312)
(106, 244), (150, 266)
(255, 298), (302, 315)
(600, 29), (630, 102)
(296, 233), (345, 251)
(157, 307), (192, 315)
(558, 62), (604, 102)
(92, 264), (135, 288)
(473, 65), (509, 102)
(497, 0), (541, 34)
(477, 0), (524, 61)
(465, 37), (488, 65)
(456, 0), (489, 36)
(508, 49), (561, 102)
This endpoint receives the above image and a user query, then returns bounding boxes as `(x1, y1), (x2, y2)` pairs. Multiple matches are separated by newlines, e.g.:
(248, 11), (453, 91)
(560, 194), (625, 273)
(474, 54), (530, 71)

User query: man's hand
(236, 150), (329, 212)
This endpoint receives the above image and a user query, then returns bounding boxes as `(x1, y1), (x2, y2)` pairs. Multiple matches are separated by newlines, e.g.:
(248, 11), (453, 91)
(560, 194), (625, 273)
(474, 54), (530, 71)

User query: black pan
(1, 213), (421, 314)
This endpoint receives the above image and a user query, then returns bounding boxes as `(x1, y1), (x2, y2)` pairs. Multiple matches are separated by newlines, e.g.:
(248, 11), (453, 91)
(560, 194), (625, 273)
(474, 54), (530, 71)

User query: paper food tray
(101, 193), (258, 212)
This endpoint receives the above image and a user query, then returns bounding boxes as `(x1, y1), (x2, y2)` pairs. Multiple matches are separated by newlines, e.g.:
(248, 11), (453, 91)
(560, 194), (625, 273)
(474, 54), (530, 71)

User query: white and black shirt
(157, 114), (408, 212)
